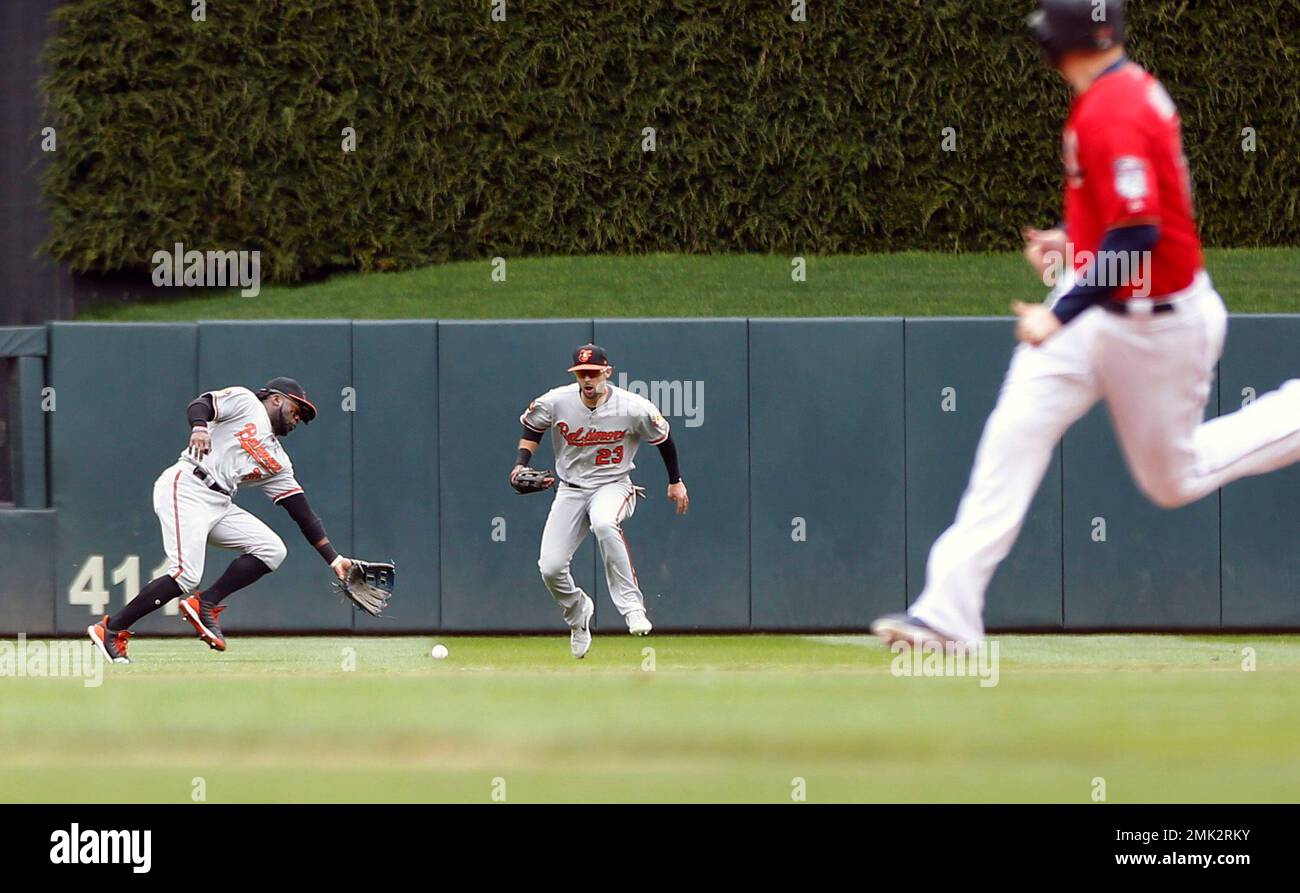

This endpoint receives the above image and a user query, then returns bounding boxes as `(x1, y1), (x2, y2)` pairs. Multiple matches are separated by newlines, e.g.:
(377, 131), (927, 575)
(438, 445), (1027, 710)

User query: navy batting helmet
(1028, 0), (1126, 65)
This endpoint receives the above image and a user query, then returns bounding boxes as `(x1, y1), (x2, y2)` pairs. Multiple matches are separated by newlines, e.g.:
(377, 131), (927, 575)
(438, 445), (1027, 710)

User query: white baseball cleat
(626, 609), (653, 636)
(870, 612), (956, 647)
(570, 595), (594, 659)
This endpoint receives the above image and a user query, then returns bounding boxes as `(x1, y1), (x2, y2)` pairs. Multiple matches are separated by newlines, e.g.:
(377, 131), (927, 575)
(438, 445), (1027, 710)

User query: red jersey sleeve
(1079, 120), (1162, 231)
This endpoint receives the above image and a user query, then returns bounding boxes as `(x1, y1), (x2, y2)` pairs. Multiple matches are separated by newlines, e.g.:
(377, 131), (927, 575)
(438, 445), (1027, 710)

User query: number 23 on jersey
(595, 446), (625, 465)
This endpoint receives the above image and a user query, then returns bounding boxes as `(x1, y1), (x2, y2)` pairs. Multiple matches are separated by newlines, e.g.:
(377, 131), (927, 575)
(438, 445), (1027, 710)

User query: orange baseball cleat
(179, 594), (227, 652)
(87, 616), (132, 664)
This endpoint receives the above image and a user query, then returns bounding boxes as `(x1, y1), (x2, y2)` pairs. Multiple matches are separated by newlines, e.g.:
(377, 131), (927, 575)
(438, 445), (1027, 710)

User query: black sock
(204, 554), (273, 605)
(107, 575), (182, 631)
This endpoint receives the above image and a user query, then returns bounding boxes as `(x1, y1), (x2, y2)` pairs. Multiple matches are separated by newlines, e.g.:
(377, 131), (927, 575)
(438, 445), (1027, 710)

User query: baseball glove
(335, 560), (396, 616)
(511, 466), (557, 495)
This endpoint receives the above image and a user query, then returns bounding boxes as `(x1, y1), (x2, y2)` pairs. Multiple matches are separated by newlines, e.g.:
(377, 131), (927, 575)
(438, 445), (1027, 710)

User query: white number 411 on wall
(68, 555), (178, 616)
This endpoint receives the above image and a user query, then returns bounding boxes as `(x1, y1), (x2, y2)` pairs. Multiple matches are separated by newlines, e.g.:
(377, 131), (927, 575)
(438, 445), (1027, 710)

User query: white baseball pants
(538, 478), (644, 626)
(911, 272), (1300, 643)
(154, 461), (287, 593)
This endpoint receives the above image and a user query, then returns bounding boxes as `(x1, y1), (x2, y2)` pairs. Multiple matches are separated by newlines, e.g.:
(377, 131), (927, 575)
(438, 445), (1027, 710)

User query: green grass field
(5, 633), (1298, 803)
(48, 249), (1300, 805)
(78, 249), (1300, 321)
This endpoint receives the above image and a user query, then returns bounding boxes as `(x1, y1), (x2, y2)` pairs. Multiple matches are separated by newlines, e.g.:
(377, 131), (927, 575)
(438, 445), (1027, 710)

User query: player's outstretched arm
(516, 393), (555, 482)
(277, 492), (352, 580)
(511, 433), (540, 483)
(186, 394), (215, 459)
(511, 428), (557, 493)
(656, 435), (688, 515)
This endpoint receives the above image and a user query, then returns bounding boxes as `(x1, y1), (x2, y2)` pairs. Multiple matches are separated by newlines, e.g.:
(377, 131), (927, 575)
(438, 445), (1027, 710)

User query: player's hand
(1023, 226), (1066, 252)
(330, 555), (354, 582)
(188, 427), (212, 460)
(667, 481), (689, 515)
(510, 464), (526, 484)
(1013, 301), (1064, 347)
(1022, 226), (1067, 283)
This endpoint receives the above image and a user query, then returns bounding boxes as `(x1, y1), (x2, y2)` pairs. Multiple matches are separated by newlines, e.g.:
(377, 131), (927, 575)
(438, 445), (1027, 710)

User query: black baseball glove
(511, 466), (557, 495)
(335, 560), (396, 616)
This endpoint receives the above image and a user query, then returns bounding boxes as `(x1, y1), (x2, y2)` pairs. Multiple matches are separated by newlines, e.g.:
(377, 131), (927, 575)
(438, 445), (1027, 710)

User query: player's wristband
(516, 447), (533, 468)
(187, 395), (216, 427)
(191, 423), (207, 431)
(317, 542), (340, 565)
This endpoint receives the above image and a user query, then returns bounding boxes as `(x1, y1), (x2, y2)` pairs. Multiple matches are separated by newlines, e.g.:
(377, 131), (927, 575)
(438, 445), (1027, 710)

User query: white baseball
(431, 644), (449, 660)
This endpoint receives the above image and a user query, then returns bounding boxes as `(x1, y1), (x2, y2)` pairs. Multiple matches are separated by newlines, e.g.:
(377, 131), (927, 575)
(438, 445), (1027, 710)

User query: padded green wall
(15, 317), (1300, 635)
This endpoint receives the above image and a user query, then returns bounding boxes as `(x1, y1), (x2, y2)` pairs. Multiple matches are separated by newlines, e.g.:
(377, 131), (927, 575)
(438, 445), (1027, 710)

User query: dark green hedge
(41, 0), (1299, 283)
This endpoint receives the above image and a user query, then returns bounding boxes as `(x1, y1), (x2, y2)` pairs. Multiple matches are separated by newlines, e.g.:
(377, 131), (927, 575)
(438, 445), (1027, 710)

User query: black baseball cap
(1028, 0), (1126, 65)
(568, 343), (612, 373)
(262, 376), (318, 423)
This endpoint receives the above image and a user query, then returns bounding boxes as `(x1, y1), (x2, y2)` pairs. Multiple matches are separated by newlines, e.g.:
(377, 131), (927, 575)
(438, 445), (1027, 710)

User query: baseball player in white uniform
(512, 344), (689, 658)
(873, 0), (1300, 647)
(87, 377), (355, 664)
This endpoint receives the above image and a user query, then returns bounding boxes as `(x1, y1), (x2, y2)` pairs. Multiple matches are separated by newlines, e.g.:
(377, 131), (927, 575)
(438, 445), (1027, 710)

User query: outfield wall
(4, 319), (1300, 636)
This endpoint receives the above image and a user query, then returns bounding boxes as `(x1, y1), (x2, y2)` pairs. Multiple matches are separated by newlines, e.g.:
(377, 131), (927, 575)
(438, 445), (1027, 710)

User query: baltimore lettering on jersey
(235, 422), (283, 474)
(556, 422), (628, 447)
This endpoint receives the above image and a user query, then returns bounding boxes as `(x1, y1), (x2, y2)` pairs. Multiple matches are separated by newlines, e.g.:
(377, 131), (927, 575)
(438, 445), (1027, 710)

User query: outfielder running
(87, 378), (357, 663)
(874, 0), (1300, 646)
(512, 344), (689, 658)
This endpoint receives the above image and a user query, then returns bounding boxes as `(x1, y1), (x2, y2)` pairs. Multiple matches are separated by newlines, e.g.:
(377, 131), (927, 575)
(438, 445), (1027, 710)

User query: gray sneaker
(626, 609), (652, 636)
(570, 595), (594, 659)
(870, 613), (954, 647)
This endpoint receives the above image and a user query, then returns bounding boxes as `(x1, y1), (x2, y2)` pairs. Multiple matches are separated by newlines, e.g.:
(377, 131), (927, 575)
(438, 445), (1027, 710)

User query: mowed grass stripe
(77, 248), (1300, 321)
(4, 634), (1299, 802)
